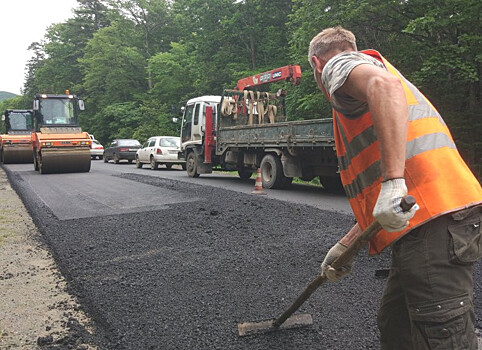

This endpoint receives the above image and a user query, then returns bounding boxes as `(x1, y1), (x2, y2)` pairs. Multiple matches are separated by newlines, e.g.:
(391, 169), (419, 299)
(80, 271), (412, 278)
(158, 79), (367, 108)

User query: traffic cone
(251, 168), (266, 195)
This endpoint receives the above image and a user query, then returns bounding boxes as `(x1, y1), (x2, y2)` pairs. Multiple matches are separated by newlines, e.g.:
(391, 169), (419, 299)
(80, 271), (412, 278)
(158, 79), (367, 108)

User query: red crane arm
(235, 65), (302, 91)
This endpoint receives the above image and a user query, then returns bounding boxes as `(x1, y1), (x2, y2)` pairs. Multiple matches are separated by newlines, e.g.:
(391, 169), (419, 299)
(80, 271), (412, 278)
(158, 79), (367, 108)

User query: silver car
(135, 136), (186, 170)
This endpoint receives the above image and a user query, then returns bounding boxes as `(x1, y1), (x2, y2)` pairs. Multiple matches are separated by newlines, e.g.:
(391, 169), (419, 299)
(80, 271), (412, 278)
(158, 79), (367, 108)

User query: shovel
(237, 195), (416, 336)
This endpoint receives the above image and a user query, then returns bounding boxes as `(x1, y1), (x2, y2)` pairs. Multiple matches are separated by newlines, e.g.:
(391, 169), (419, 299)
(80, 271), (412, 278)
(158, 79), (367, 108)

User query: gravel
(5, 169), (481, 349)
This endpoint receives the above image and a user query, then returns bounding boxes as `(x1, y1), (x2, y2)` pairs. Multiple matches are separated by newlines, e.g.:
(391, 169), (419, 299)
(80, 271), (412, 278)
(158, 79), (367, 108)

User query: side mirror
(172, 117), (179, 124)
(78, 100), (85, 111)
(33, 100), (39, 111)
(180, 106), (185, 115)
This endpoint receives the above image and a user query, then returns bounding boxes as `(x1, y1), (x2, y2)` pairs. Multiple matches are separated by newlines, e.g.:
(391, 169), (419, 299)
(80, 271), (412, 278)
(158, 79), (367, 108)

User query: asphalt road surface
(3, 160), (481, 349)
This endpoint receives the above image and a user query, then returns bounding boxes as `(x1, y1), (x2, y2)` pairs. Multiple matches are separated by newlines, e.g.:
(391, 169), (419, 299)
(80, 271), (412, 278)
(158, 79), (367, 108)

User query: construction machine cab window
(40, 99), (76, 125)
(7, 112), (34, 131)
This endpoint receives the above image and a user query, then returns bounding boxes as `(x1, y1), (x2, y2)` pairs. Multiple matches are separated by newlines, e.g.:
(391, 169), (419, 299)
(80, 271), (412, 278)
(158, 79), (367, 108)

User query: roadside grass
(213, 170), (323, 187)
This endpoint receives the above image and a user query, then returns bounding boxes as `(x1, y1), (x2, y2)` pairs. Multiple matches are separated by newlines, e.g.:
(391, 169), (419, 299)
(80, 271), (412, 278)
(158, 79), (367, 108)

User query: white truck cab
(180, 95), (221, 151)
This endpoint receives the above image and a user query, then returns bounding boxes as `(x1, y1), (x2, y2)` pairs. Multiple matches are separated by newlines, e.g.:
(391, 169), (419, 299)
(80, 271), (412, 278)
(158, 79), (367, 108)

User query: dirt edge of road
(0, 167), (97, 349)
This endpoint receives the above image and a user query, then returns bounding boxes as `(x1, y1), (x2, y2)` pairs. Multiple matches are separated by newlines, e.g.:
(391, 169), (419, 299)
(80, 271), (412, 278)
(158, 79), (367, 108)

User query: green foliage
(18, 0), (481, 178)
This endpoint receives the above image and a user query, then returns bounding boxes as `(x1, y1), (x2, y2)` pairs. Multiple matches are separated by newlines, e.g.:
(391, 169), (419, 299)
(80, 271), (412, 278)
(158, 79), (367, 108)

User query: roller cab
(1, 109), (34, 164)
(32, 92), (91, 174)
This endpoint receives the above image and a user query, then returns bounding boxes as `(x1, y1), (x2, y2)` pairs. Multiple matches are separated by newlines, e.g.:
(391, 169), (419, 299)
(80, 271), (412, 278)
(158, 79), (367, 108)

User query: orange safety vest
(331, 49), (482, 255)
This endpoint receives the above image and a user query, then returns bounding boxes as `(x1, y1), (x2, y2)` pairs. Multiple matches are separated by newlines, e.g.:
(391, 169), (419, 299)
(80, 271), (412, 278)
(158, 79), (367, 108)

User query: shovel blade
(237, 313), (313, 337)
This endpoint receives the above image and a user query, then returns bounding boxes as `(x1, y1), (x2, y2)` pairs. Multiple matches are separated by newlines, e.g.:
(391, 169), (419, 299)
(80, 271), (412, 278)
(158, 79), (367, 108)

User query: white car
(135, 136), (186, 170)
(90, 140), (104, 160)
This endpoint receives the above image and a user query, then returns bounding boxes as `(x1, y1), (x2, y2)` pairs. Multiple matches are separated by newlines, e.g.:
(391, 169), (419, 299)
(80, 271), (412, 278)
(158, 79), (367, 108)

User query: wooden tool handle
(272, 195), (416, 329)
(331, 195), (416, 269)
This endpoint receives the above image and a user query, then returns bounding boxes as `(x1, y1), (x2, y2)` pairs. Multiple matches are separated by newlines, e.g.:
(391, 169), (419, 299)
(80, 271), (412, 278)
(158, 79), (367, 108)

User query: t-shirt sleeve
(321, 52), (386, 118)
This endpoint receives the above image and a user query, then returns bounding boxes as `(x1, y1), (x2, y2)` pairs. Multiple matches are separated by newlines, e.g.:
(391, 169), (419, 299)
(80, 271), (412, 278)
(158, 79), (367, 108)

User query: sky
(0, 0), (79, 94)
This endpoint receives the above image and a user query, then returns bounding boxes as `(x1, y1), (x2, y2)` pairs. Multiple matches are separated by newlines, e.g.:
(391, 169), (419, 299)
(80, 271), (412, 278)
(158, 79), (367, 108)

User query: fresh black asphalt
(5, 168), (481, 349)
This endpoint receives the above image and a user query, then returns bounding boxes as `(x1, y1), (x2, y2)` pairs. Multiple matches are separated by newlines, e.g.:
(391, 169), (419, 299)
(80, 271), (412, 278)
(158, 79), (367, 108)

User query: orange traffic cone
(251, 168), (266, 195)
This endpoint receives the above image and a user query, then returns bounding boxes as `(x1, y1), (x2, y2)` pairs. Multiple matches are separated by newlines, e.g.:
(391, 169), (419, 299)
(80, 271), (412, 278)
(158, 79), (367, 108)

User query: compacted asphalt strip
(3, 165), (481, 349)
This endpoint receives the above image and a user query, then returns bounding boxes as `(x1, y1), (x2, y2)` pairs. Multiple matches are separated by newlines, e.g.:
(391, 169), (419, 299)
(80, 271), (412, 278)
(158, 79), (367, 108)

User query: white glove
(320, 242), (353, 282)
(373, 178), (419, 232)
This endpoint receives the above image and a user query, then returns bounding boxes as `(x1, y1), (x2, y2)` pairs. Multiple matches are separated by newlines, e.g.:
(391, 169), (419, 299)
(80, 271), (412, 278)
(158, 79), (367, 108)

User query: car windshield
(7, 112), (33, 130)
(118, 139), (141, 147)
(39, 98), (76, 125)
(160, 138), (180, 147)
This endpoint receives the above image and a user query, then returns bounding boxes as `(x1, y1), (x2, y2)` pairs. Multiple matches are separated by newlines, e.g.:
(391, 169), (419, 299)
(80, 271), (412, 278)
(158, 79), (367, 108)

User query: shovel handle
(331, 195), (416, 269)
(272, 195), (416, 329)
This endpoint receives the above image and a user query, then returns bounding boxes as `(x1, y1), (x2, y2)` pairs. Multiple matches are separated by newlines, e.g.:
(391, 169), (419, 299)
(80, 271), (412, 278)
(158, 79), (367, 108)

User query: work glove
(320, 242), (353, 282)
(372, 178), (419, 232)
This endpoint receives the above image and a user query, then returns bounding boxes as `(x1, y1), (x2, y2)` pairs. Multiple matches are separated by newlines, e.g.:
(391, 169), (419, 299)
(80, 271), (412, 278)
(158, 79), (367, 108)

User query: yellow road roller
(32, 92), (91, 174)
(1, 109), (34, 163)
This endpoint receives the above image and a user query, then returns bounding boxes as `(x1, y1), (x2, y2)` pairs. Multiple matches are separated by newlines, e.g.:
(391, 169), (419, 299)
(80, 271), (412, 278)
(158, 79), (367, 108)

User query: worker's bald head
(308, 26), (357, 69)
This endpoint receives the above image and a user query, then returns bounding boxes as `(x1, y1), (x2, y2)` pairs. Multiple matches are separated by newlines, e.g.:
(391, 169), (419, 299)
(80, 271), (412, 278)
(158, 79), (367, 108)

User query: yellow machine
(1, 109), (34, 163)
(32, 92), (91, 174)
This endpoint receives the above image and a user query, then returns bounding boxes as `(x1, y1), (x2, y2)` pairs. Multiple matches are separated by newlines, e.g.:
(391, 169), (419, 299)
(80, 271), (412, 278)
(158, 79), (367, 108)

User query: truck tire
(319, 176), (344, 192)
(238, 168), (253, 180)
(135, 156), (143, 168)
(186, 152), (200, 178)
(260, 154), (286, 189)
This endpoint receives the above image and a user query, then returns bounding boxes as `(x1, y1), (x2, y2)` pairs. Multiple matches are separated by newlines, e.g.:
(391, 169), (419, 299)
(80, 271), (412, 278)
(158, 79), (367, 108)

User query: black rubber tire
(165, 164), (173, 170)
(280, 176), (293, 188)
(103, 155), (108, 163)
(181, 163), (187, 171)
(113, 154), (120, 164)
(99, 155), (103, 160)
(150, 156), (158, 170)
(135, 157), (143, 168)
(260, 154), (286, 189)
(319, 176), (344, 192)
(186, 152), (199, 178)
(238, 168), (253, 180)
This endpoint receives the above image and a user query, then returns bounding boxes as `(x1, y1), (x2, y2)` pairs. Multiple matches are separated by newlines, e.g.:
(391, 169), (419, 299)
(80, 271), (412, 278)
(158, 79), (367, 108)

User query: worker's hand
(320, 242), (353, 282)
(373, 178), (419, 232)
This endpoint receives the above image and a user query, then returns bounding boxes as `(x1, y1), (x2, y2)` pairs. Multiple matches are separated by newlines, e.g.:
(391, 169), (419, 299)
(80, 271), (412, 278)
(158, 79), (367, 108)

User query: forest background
(0, 0), (480, 178)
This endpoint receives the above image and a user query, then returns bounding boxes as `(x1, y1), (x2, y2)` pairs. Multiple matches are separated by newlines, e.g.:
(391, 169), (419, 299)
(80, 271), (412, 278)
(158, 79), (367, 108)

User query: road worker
(308, 26), (482, 349)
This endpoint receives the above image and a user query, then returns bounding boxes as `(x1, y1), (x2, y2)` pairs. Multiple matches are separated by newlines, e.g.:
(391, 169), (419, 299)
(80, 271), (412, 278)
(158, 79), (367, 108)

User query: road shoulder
(0, 167), (97, 349)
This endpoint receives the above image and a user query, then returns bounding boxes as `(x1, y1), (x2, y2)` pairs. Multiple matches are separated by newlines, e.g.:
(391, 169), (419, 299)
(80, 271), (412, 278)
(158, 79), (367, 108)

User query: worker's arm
(336, 63), (418, 232)
(336, 64), (408, 180)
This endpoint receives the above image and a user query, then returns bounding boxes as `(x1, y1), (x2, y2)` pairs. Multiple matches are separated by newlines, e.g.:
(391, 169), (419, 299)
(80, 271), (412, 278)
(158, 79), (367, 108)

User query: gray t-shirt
(321, 51), (386, 118)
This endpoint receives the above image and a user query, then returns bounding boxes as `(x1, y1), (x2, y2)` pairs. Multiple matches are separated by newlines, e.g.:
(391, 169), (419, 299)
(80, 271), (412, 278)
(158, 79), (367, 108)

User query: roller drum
(2, 146), (33, 164)
(38, 148), (91, 174)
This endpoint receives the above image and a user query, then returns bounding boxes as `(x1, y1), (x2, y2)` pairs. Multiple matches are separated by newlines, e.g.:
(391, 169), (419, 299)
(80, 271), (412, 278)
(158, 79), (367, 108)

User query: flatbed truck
(178, 66), (341, 191)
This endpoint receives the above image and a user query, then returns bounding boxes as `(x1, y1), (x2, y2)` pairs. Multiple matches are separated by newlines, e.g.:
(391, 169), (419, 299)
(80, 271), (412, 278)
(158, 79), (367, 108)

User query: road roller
(1, 109), (34, 163)
(32, 91), (91, 174)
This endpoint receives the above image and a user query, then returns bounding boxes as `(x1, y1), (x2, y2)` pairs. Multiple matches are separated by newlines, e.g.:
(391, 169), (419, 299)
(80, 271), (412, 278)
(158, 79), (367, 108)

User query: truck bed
(216, 118), (335, 153)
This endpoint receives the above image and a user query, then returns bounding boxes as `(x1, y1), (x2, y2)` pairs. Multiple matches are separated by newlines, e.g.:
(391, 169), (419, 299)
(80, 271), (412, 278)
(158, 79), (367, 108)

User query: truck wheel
(260, 154), (286, 189)
(319, 176), (344, 192)
(238, 168), (253, 180)
(103, 155), (108, 163)
(280, 176), (293, 188)
(150, 156), (158, 170)
(181, 163), (187, 171)
(135, 156), (143, 168)
(186, 152), (200, 178)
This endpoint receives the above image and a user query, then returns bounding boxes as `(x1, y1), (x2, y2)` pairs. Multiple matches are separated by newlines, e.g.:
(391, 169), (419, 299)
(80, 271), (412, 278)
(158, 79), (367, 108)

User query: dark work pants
(377, 206), (481, 350)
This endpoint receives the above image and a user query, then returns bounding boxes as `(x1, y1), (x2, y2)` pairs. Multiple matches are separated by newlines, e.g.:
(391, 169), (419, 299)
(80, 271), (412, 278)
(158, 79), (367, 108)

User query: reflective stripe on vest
(332, 49), (482, 255)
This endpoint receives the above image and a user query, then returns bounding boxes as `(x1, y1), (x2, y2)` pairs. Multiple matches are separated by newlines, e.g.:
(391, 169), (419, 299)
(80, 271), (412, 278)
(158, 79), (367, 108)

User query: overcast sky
(0, 0), (79, 94)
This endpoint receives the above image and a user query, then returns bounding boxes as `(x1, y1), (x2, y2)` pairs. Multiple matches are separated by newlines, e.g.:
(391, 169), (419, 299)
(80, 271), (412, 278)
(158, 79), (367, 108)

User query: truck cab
(180, 95), (221, 149)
